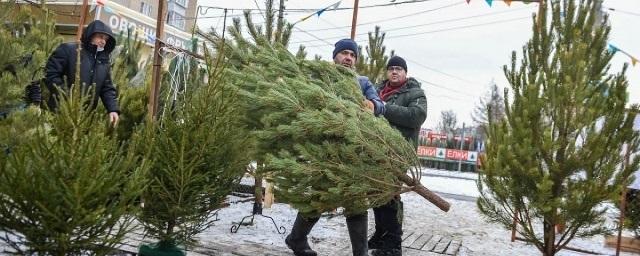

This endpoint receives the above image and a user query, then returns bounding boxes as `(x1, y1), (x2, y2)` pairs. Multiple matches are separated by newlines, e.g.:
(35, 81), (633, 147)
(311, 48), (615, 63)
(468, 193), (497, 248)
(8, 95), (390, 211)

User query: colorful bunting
(609, 44), (639, 68)
(504, 0), (512, 6)
(485, 0), (493, 7)
(466, 0), (471, 4)
(608, 44), (620, 53)
(293, 1), (341, 25)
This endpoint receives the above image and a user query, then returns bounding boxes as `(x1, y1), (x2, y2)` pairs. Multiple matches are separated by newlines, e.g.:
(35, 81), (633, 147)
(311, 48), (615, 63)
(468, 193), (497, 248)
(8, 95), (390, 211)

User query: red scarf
(379, 80), (406, 101)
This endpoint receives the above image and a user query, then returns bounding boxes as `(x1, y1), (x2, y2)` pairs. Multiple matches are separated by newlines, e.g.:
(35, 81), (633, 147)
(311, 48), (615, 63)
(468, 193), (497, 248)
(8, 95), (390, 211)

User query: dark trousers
(372, 196), (403, 249)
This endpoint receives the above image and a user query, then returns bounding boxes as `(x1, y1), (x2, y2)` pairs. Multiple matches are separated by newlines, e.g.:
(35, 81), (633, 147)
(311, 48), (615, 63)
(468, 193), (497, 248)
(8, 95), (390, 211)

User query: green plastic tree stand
(139, 241), (186, 256)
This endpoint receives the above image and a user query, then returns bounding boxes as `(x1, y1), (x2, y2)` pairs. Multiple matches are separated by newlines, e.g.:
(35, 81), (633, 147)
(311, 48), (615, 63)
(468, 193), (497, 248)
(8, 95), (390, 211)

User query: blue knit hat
(333, 39), (359, 59)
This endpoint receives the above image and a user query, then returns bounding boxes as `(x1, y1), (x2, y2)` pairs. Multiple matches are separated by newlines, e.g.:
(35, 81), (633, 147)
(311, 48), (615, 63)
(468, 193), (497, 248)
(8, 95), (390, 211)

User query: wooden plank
(422, 234), (442, 251)
(401, 231), (414, 241)
(444, 240), (462, 255)
(604, 235), (640, 253)
(408, 233), (432, 250)
(263, 181), (275, 208)
(432, 237), (451, 253)
(403, 232), (421, 247)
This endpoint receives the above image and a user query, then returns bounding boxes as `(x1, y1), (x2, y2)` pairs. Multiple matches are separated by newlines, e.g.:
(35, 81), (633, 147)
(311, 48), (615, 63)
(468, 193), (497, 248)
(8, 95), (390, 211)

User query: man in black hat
(45, 20), (119, 126)
(369, 56), (427, 256)
(285, 38), (384, 256)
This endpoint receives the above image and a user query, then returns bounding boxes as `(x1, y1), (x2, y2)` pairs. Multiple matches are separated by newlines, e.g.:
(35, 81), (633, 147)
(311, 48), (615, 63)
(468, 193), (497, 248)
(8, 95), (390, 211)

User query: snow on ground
(197, 169), (637, 256)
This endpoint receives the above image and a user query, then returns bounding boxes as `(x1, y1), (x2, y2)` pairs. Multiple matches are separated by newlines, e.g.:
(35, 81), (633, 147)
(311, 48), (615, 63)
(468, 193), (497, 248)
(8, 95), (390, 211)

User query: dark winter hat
(332, 38), (359, 59)
(387, 56), (407, 72)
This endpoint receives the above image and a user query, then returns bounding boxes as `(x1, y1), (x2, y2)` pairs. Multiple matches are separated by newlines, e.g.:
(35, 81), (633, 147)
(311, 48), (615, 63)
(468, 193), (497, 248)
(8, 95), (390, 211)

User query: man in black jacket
(370, 56), (428, 256)
(45, 20), (119, 126)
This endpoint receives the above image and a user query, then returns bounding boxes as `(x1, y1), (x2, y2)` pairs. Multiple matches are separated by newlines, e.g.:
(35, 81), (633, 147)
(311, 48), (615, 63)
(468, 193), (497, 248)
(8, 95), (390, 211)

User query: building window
(167, 11), (185, 30)
(174, 0), (188, 8)
(140, 2), (152, 16)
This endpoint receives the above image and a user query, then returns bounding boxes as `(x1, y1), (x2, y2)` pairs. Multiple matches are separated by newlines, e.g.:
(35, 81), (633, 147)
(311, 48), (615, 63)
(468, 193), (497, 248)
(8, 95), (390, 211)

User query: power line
(293, 27), (333, 47)
(305, 1), (466, 32)
(182, 0), (453, 19)
(405, 59), (477, 86)
(302, 16), (530, 47)
(604, 7), (640, 18)
(305, 4), (533, 33)
(416, 78), (477, 97)
(385, 16), (529, 39)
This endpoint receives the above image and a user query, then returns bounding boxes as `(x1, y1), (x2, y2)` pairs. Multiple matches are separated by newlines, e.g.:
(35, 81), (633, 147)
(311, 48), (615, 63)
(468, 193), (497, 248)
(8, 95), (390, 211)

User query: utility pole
(149, 0), (166, 121)
(74, 0), (90, 83)
(277, 0), (285, 23)
(75, 0), (89, 46)
(276, 0), (285, 42)
(457, 122), (465, 172)
(350, 0), (359, 40)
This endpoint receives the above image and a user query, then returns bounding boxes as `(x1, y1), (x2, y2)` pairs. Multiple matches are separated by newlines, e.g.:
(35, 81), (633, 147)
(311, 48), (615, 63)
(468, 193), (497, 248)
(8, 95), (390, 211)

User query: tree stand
(139, 241), (186, 256)
(229, 174), (286, 234)
(230, 201), (286, 234)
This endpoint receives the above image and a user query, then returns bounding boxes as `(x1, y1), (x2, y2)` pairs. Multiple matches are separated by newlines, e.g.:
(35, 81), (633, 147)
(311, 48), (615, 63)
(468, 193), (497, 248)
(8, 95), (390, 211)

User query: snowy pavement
(194, 168), (637, 256)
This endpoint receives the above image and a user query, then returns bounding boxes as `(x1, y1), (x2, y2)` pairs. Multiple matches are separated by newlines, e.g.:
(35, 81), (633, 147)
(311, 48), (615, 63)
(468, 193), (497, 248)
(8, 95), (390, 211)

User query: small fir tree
(0, 83), (148, 255)
(136, 49), (252, 255)
(110, 28), (150, 142)
(355, 26), (394, 84)
(477, 1), (640, 255)
(0, 1), (61, 111)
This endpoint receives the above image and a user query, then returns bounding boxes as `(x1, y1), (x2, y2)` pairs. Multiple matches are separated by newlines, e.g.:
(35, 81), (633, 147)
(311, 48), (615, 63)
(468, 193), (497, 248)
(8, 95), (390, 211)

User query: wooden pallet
(338, 229), (463, 256)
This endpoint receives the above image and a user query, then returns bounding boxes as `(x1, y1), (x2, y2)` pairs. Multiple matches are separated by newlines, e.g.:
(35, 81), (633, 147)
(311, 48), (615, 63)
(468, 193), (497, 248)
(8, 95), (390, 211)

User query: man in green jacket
(370, 56), (428, 256)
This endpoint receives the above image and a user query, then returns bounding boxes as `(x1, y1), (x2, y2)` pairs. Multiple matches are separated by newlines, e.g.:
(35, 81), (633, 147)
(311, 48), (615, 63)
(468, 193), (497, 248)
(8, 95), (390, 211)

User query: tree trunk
(398, 173), (450, 212)
(543, 218), (556, 256)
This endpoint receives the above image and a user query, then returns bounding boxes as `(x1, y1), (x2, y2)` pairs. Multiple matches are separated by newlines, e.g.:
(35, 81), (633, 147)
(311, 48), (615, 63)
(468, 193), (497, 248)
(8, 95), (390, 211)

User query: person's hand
(109, 112), (119, 127)
(363, 100), (374, 112)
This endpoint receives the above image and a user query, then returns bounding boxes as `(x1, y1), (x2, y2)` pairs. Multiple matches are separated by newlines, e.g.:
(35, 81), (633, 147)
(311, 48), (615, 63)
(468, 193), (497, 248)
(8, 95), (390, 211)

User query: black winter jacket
(377, 77), (428, 148)
(45, 20), (119, 113)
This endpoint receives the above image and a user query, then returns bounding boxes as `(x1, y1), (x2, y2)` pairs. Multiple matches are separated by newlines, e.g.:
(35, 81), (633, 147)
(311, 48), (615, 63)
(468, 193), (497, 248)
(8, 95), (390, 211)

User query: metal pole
(95, 6), (102, 21)
(74, 0), (90, 84)
(350, 0), (359, 40)
(149, 0), (166, 121)
(458, 122), (465, 172)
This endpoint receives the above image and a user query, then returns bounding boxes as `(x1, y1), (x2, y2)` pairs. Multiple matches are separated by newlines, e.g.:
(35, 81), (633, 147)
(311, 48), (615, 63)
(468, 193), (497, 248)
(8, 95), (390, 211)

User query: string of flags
(466, 0), (540, 7)
(292, 1), (341, 25)
(609, 44), (638, 67)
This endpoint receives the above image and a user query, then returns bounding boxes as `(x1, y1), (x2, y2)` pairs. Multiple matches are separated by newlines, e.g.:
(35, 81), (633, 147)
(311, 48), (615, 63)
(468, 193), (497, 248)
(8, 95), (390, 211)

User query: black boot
(346, 213), (369, 256)
(371, 197), (403, 254)
(285, 213), (319, 256)
(369, 204), (386, 250)
(371, 248), (402, 256)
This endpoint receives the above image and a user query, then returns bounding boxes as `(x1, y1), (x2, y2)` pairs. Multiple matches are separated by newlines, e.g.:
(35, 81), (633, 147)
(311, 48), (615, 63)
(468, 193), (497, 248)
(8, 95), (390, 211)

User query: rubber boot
(285, 213), (319, 256)
(346, 213), (369, 256)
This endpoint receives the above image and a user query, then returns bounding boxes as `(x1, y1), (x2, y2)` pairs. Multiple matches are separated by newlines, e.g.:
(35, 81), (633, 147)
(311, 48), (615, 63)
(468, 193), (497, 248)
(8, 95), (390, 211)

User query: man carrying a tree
(370, 56), (427, 256)
(285, 38), (384, 256)
(45, 20), (119, 126)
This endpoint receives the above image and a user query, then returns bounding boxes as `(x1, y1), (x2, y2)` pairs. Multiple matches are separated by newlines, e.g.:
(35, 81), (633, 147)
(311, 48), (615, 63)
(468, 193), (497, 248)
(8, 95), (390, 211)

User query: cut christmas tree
(215, 19), (449, 216)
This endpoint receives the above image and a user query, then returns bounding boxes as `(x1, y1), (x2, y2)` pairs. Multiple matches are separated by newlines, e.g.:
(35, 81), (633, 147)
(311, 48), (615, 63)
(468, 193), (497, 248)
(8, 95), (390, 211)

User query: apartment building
(19, 0), (199, 51)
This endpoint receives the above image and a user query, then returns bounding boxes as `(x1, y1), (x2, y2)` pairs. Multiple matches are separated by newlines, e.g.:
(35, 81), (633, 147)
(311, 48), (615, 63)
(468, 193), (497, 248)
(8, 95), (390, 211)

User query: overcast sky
(197, 0), (640, 129)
